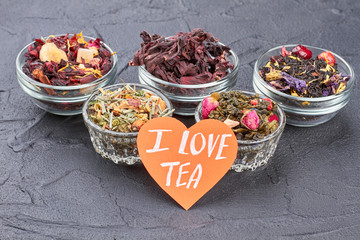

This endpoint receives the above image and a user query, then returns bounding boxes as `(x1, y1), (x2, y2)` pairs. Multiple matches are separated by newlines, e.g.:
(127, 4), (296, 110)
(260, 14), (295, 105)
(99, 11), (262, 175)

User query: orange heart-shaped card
(137, 117), (238, 210)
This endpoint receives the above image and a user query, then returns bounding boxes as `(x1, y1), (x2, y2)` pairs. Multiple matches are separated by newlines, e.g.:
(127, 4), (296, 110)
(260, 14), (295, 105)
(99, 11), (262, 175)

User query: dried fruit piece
(76, 48), (94, 63)
(318, 51), (336, 66)
(291, 44), (312, 59)
(241, 110), (259, 130)
(202, 96), (219, 119)
(39, 42), (68, 64)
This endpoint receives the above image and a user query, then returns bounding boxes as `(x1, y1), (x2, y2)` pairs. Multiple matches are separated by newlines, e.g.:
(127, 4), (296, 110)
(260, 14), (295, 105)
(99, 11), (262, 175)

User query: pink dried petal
(241, 110), (259, 130)
(88, 38), (101, 49)
(250, 99), (258, 106)
(128, 99), (141, 107)
(281, 46), (290, 57)
(268, 114), (279, 123)
(202, 96), (219, 119)
(224, 119), (240, 128)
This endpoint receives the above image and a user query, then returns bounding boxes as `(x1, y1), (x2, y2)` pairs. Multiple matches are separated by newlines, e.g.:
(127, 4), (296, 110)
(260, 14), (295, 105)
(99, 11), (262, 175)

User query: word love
(146, 129), (232, 159)
(137, 117), (238, 210)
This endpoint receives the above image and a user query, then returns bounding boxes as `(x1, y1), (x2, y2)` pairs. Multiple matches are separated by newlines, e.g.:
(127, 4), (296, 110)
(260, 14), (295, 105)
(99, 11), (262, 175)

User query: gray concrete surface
(1, 0), (360, 239)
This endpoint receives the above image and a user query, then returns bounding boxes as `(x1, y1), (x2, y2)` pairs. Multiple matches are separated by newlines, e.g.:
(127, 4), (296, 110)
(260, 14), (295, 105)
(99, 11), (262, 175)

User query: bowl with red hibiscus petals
(253, 44), (355, 127)
(16, 33), (118, 115)
(195, 90), (286, 172)
(130, 29), (239, 116)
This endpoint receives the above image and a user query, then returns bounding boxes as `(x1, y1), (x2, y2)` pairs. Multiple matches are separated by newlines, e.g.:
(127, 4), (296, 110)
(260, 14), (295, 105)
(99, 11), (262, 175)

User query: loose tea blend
(259, 45), (350, 97)
(22, 32), (114, 88)
(202, 91), (279, 141)
(129, 28), (234, 85)
(88, 84), (174, 132)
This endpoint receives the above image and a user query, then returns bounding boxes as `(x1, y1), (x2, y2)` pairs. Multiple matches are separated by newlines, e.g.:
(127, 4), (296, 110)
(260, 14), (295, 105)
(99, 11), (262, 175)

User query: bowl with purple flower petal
(253, 44), (355, 127)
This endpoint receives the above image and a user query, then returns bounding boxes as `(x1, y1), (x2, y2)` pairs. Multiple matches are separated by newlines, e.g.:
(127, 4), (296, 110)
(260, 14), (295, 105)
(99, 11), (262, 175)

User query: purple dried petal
(281, 72), (307, 93)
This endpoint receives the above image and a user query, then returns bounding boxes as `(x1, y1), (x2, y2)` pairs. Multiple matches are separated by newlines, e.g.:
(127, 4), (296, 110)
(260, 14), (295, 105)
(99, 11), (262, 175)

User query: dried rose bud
(241, 110), (259, 130)
(224, 119), (240, 128)
(263, 98), (273, 110)
(268, 114), (279, 123)
(202, 96), (219, 119)
(211, 92), (221, 101)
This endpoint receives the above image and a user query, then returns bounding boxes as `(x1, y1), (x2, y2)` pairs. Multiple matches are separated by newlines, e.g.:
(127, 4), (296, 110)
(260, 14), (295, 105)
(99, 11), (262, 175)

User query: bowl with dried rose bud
(195, 90), (286, 172)
(130, 29), (239, 116)
(16, 33), (118, 115)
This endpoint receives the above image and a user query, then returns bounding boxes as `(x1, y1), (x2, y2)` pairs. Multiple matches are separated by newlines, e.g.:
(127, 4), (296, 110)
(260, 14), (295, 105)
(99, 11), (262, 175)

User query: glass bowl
(82, 83), (173, 165)
(195, 90), (286, 172)
(138, 46), (239, 116)
(253, 44), (355, 127)
(16, 35), (118, 116)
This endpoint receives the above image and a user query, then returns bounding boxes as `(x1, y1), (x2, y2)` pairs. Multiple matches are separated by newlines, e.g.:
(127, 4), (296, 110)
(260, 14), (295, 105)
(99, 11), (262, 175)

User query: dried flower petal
(281, 72), (307, 93)
(263, 98), (273, 110)
(129, 29), (233, 85)
(224, 119), (240, 128)
(268, 114), (279, 123)
(250, 99), (258, 106)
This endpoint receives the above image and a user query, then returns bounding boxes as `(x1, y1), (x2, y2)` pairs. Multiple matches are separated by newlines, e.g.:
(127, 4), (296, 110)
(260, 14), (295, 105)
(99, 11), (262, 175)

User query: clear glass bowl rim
(16, 34), (118, 91)
(82, 83), (174, 137)
(138, 45), (239, 89)
(194, 90), (286, 145)
(254, 44), (355, 102)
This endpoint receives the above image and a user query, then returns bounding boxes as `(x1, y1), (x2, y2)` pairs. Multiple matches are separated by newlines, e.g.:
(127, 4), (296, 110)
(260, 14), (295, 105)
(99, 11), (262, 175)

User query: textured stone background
(1, 0), (360, 239)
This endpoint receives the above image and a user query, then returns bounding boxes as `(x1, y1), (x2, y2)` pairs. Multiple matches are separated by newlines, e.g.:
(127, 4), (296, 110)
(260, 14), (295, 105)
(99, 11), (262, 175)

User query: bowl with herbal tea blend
(82, 83), (174, 165)
(16, 32), (117, 115)
(253, 44), (355, 127)
(195, 90), (286, 172)
(129, 28), (239, 116)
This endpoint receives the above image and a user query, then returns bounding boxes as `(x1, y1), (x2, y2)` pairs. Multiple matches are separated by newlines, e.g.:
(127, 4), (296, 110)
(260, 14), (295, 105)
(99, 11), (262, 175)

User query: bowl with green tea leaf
(253, 44), (355, 127)
(129, 28), (239, 116)
(82, 83), (174, 165)
(16, 32), (117, 115)
(195, 90), (286, 172)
